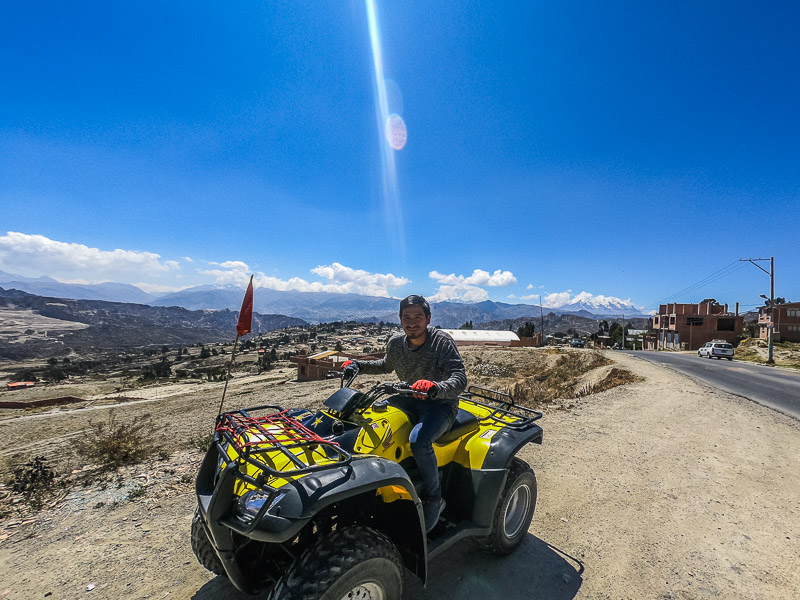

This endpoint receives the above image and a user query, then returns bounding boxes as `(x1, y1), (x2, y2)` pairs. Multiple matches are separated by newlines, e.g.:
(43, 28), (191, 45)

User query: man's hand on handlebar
(411, 379), (437, 399)
(341, 360), (359, 379)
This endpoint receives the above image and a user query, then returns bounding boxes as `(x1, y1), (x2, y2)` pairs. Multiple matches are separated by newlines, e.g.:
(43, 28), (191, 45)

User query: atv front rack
(460, 385), (542, 431)
(216, 405), (352, 478)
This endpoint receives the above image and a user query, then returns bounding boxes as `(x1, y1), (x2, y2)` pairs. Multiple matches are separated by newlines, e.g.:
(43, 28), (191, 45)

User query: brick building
(290, 350), (385, 382)
(758, 301), (800, 343)
(652, 302), (743, 351)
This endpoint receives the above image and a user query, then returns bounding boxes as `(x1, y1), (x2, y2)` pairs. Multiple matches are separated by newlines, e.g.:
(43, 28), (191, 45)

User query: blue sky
(1, 1), (798, 313)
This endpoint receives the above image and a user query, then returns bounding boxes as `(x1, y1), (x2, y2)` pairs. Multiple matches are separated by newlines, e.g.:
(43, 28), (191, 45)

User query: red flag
(236, 276), (254, 337)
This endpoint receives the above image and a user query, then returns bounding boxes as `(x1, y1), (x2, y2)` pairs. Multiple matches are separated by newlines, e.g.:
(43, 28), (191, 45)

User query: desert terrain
(0, 348), (798, 599)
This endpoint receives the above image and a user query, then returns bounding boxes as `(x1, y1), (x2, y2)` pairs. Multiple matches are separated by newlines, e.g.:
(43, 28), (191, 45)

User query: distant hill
(153, 286), (404, 323)
(0, 287), (307, 359)
(480, 313), (651, 336)
(0, 270), (157, 304)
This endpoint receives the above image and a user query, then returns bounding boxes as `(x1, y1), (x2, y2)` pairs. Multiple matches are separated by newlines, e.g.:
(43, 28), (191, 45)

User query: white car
(698, 341), (734, 360)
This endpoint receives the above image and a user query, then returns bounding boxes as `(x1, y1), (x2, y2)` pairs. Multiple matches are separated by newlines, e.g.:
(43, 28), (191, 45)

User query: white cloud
(542, 291), (574, 307)
(219, 260), (249, 270)
(428, 284), (490, 303)
(429, 268), (516, 287)
(0, 232), (179, 281)
(310, 263), (409, 292)
(198, 262), (252, 286)
(428, 268), (517, 302)
(200, 261), (410, 297)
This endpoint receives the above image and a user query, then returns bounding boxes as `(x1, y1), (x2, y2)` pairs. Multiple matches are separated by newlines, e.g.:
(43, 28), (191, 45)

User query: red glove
(341, 360), (354, 370)
(411, 380), (437, 398)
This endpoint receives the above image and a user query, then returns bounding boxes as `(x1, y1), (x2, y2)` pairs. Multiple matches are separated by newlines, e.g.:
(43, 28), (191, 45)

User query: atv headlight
(237, 489), (282, 521)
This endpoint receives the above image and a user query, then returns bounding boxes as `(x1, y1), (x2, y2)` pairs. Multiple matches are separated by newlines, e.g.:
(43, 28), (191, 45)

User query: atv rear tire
(476, 457), (537, 556)
(270, 525), (403, 600)
(191, 507), (225, 576)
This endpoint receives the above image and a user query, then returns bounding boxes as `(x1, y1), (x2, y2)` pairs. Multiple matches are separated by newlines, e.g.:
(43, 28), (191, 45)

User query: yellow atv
(192, 371), (543, 599)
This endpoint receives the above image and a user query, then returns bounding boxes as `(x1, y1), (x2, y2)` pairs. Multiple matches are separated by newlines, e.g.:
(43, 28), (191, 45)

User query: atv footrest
(427, 519), (491, 559)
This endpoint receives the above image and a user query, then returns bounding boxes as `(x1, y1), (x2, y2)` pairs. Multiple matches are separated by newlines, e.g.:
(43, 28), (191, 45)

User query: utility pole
(538, 295), (545, 346)
(739, 256), (775, 364)
(621, 313), (625, 349)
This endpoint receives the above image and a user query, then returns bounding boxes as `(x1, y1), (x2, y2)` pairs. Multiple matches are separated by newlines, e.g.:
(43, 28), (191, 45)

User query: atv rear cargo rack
(460, 385), (542, 431)
(215, 405), (353, 479)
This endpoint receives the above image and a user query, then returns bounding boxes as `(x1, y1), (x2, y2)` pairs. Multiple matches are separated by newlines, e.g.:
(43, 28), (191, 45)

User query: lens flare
(384, 79), (404, 115)
(366, 0), (406, 259)
(385, 114), (407, 150)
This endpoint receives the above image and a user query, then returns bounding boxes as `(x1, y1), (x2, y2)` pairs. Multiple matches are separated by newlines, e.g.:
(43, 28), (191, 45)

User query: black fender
(482, 423), (543, 470)
(196, 449), (427, 589)
(469, 424), (542, 526)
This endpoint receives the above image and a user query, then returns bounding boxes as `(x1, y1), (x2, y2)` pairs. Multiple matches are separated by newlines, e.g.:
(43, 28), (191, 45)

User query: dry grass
(73, 412), (159, 471)
(462, 347), (641, 408)
(735, 338), (800, 369)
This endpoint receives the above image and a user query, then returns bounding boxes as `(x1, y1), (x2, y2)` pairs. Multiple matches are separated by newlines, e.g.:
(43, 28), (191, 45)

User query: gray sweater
(357, 327), (467, 405)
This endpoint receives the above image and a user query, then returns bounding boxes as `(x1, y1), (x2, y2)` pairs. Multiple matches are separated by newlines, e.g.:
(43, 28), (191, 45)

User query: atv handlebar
(377, 381), (430, 398)
(335, 365), (430, 398)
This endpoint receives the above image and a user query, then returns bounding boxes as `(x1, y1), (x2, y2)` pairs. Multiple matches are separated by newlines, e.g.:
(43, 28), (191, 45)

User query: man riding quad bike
(191, 368), (543, 599)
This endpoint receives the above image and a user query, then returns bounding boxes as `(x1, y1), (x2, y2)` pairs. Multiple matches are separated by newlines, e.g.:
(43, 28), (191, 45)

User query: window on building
(687, 317), (704, 326)
(669, 316), (675, 325)
(716, 318), (735, 332)
(788, 324), (800, 332)
(787, 309), (800, 318)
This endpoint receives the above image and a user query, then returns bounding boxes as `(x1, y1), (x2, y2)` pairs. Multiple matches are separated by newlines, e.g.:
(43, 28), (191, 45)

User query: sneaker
(423, 497), (446, 533)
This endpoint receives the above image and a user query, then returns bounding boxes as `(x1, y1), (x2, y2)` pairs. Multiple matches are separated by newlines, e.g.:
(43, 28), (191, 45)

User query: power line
(644, 261), (745, 309)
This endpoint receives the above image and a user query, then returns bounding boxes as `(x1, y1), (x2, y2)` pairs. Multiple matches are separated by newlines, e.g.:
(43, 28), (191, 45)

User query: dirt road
(1, 352), (798, 599)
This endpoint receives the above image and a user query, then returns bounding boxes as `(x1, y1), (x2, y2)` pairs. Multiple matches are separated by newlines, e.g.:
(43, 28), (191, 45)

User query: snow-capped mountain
(553, 292), (645, 317)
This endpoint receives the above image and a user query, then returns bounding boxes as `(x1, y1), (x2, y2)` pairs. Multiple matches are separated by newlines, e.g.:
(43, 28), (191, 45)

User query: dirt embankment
(0, 350), (798, 599)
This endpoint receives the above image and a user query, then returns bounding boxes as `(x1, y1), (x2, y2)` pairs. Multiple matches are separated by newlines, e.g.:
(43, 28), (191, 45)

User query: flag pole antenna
(217, 275), (254, 419)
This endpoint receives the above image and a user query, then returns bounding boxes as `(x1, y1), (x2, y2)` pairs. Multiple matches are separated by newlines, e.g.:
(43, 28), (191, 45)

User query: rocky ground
(0, 349), (798, 599)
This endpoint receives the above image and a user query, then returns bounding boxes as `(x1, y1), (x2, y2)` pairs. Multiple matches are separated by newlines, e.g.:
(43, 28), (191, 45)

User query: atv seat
(435, 408), (480, 445)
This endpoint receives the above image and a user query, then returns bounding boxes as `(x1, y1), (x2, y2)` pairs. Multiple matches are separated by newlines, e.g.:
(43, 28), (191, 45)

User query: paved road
(623, 350), (800, 420)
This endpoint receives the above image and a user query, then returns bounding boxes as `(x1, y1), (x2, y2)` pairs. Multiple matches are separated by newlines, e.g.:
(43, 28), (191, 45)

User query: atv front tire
(476, 457), (537, 556)
(270, 525), (403, 600)
(191, 507), (225, 576)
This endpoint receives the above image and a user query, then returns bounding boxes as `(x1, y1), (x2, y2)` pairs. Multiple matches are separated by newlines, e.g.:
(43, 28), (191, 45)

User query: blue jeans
(392, 397), (456, 501)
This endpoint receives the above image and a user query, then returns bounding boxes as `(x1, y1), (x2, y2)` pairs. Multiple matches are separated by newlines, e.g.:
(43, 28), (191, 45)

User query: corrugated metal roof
(308, 350), (339, 360)
(441, 329), (520, 342)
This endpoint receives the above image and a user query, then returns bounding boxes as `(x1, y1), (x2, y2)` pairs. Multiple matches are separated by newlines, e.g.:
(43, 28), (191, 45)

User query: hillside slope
(0, 288), (307, 359)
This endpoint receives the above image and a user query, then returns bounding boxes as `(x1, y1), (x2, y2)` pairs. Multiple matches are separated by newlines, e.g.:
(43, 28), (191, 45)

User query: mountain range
(0, 270), (649, 328)
(0, 287), (307, 359)
(0, 270), (156, 304)
(152, 285), (647, 325)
